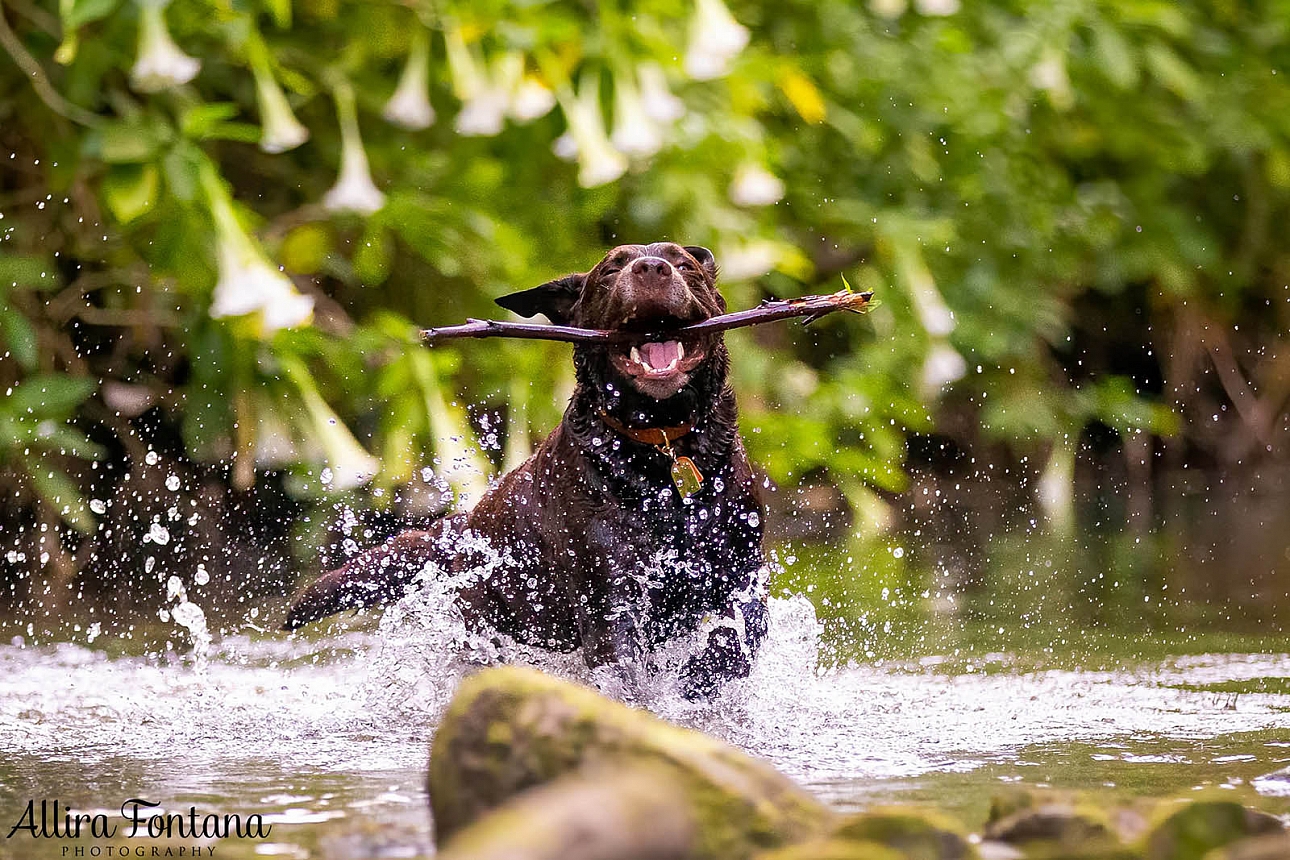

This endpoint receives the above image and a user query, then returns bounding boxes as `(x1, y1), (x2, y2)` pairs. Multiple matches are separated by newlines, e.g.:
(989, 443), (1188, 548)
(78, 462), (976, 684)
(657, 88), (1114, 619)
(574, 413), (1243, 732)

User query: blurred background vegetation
(1, 0), (1287, 647)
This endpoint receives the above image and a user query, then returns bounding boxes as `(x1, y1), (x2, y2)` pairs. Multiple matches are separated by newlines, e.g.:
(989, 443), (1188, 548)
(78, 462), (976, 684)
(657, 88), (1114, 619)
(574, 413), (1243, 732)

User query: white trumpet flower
(445, 24), (506, 136)
(637, 63), (686, 122)
(250, 49), (309, 154)
(510, 76), (556, 122)
(383, 29), (435, 131)
(323, 82), (386, 215)
(253, 399), (297, 469)
(283, 356), (381, 492)
(611, 70), (664, 157)
(894, 241), (956, 337)
(717, 239), (781, 281)
(870, 0), (908, 19)
(1030, 48), (1074, 111)
(201, 164), (313, 334)
(551, 132), (578, 162)
(684, 0), (750, 81)
(914, 0), (961, 15)
(412, 351), (491, 506)
(729, 162), (785, 206)
(1037, 438), (1076, 532)
(444, 23), (484, 100)
(497, 53), (555, 123)
(130, 0), (200, 93)
(557, 76), (627, 188)
(455, 89), (508, 136)
(919, 340), (967, 395)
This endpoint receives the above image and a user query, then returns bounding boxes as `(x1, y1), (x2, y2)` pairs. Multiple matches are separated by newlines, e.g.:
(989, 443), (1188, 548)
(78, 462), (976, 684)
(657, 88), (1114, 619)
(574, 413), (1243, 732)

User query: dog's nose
(630, 256), (674, 282)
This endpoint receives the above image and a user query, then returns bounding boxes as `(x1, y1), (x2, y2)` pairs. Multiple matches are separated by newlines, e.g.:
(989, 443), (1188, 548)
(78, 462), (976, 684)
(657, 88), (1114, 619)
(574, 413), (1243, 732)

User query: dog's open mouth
(608, 336), (708, 397)
(629, 341), (685, 377)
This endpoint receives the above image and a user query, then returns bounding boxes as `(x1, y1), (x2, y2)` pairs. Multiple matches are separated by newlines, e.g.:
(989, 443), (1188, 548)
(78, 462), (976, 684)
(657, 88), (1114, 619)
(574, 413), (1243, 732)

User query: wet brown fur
(284, 243), (768, 697)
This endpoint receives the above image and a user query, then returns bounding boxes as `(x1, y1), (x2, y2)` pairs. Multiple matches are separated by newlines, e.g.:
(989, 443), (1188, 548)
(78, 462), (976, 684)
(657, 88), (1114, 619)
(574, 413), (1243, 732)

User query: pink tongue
(640, 341), (681, 370)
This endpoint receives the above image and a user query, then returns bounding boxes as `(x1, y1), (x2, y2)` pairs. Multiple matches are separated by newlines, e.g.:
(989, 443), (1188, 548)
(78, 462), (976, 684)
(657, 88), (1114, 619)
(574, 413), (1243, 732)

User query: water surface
(1, 576), (1288, 860)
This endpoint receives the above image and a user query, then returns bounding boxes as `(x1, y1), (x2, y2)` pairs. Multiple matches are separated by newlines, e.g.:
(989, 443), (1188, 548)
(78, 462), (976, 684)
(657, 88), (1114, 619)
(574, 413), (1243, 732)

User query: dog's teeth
(677, 343), (685, 361)
(630, 346), (642, 365)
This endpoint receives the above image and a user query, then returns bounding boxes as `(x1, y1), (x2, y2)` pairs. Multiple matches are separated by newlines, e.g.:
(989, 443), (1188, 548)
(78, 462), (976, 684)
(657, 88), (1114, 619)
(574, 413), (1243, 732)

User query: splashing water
(1, 547), (1289, 857)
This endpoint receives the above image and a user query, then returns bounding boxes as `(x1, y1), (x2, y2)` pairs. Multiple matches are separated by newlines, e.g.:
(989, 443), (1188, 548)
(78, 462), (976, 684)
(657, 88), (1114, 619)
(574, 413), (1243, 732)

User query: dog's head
(497, 243), (726, 403)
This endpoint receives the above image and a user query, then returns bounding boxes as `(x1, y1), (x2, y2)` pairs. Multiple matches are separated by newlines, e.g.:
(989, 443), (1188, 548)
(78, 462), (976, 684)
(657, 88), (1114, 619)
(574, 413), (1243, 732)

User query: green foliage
(1, 0), (1288, 591)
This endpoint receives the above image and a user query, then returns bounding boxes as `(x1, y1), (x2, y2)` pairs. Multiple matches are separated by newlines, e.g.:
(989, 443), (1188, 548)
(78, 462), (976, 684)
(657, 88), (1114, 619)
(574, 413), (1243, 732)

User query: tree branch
(0, 5), (101, 127)
(421, 289), (874, 345)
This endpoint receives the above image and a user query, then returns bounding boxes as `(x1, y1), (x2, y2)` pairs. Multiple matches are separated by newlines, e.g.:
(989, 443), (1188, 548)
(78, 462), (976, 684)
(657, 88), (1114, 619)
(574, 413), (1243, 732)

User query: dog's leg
(575, 523), (652, 691)
(282, 514), (466, 630)
(679, 578), (768, 701)
(681, 500), (770, 700)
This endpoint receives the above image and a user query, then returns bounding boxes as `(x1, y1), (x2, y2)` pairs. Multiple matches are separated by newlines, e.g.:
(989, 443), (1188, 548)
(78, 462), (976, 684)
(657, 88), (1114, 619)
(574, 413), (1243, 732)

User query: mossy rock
(1201, 833), (1290, 860)
(1142, 801), (1284, 860)
(831, 808), (979, 860)
(755, 838), (908, 860)
(988, 789), (1046, 827)
(436, 763), (699, 860)
(429, 666), (833, 858)
(985, 803), (1113, 845)
(984, 802), (1129, 858)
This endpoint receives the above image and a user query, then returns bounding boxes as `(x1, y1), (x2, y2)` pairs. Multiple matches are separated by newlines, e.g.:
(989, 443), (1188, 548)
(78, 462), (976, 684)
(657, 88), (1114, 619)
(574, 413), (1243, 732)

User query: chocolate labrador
(283, 242), (768, 698)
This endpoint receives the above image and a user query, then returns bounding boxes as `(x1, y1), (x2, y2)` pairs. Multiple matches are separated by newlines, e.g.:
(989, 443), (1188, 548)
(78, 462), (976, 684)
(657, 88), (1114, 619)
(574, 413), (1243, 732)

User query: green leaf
(162, 145), (201, 202)
(281, 223), (332, 275)
(0, 307), (38, 370)
(96, 119), (168, 164)
(29, 423), (106, 460)
(179, 102), (241, 139)
(25, 461), (94, 534)
(1090, 21), (1139, 91)
(354, 228), (393, 285)
(0, 254), (58, 291)
(1144, 42), (1202, 102)
(264, 0), (292, 29)
(103, 163), (159, 224)
(5, 375), (96, 417)
(197, 122), (262, 144)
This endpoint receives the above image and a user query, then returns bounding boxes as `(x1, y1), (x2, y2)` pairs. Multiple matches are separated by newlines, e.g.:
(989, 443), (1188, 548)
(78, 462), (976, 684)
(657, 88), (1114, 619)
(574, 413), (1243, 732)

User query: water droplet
(144, 450), (160, 466)
(148, 523), (170, 545)
(89, 499), (107, 515)
(165, 475), (181, 492)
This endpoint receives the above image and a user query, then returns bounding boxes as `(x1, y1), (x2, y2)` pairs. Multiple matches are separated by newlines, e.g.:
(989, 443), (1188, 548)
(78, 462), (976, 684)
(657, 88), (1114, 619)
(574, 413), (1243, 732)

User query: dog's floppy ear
(683, 246), (718, 280)
(495, 273), (585, 324)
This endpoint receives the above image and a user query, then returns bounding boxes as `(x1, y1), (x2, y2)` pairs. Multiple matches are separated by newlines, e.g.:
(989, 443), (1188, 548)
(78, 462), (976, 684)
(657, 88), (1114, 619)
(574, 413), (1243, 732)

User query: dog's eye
(676, 261), (693, 271)
(602, 267), (621, 278)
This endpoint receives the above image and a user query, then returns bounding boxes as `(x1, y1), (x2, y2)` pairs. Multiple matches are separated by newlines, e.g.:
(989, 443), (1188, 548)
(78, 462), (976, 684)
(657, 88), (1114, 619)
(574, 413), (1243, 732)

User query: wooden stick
(421, 290), (873, 345)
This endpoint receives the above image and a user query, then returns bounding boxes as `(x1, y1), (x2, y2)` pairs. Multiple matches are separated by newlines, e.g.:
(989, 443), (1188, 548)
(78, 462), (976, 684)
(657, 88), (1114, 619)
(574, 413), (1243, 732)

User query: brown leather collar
(597, 410), (692, 448)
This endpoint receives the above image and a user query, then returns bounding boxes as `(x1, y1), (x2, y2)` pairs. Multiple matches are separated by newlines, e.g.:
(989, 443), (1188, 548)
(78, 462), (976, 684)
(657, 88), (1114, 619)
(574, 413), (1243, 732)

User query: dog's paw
(680, 627), (749, 701)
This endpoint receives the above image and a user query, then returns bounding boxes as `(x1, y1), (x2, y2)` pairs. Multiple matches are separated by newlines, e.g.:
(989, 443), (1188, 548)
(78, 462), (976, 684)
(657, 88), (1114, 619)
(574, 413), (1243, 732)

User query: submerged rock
(428, 666), (833, 858)
(1142, 801), (1284, 860)
(984, 802), (1114, 848)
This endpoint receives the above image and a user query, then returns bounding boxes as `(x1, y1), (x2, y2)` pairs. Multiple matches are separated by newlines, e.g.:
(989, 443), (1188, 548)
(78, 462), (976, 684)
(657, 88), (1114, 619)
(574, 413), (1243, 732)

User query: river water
(1, 564), (1288, 860)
